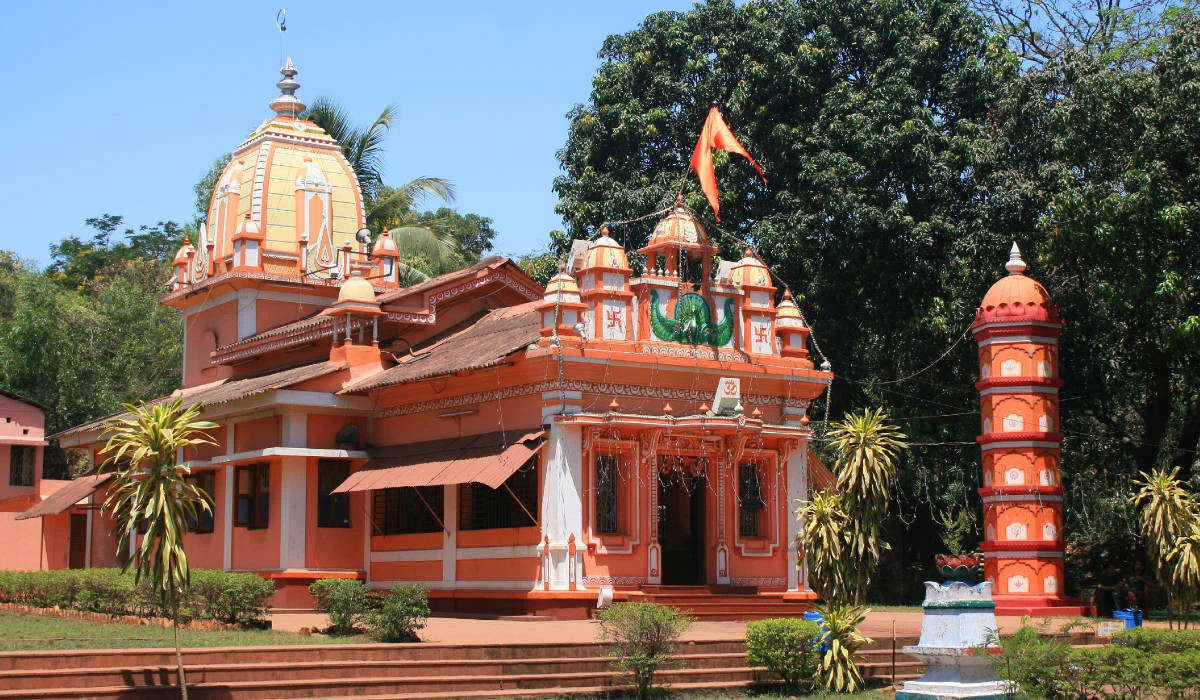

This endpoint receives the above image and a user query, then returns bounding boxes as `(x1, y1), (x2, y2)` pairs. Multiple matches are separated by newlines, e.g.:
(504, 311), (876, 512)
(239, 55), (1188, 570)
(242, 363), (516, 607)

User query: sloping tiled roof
(54, 362), (348, 439)
(376, 256), (509, 304)
(344, 302), (541, 393)
(0, 388), (48, 411)
(15, 473), (113, 520)
(808, 446), (837, 492)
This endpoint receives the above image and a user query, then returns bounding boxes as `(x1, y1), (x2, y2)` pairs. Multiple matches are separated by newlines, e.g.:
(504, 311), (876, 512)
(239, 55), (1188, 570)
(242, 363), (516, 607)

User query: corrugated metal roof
(15, 473), (113, 520)
(333, 430), (544, 493)
(54, 362), (348, 439)
(344, 303), (541, 393)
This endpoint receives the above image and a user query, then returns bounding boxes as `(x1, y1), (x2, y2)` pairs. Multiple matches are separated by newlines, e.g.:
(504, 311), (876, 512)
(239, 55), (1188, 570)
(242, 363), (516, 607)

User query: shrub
(364, 584), (429, 642)
(0, 568), (271, 627)
(189, 570), (273, 626)
(992, 623), (1200, 698)
(309, 578), (370, 634)
(597, 601), (693, 699)
(745, 618), (823, 690)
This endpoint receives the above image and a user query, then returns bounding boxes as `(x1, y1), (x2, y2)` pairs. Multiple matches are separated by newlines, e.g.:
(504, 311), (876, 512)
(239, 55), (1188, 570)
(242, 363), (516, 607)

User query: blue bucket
(1113, 609), (1143, 628)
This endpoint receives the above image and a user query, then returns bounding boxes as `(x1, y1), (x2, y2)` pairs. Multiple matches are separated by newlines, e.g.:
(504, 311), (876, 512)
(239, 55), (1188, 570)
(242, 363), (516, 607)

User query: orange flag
(689, 106), (766, 221)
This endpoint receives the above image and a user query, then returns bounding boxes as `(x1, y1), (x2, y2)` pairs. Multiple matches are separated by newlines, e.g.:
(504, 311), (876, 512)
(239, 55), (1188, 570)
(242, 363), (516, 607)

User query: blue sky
(0, 1), (700, 266)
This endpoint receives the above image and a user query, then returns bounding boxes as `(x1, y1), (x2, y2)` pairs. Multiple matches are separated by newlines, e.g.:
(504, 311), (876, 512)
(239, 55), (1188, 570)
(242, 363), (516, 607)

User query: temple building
(973, 244), (1083, 616)
(21, 61), (834, 617)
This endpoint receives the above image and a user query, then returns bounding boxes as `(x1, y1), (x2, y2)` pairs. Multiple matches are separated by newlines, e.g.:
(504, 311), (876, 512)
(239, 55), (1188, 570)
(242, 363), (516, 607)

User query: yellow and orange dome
(203, 60), (365, 278)
(729, 248), (772, 288)
(580, 227), (630, 271)
(641, 196), (717, 254)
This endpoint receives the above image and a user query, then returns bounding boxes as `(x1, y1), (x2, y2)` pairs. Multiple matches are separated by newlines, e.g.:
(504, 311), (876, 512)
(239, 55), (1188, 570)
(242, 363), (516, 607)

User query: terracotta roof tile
(15, 473), (113, 520)
(54, 362), (348, 439)
(344, 303), (541, 393)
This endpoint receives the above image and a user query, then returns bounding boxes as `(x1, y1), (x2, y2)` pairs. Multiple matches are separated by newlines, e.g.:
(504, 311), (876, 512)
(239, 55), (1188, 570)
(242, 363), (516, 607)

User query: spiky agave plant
(101, 397), (216, 700)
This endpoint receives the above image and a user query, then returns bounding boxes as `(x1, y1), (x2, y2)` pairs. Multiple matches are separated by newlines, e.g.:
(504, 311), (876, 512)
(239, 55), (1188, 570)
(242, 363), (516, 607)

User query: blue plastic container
(803, 611), (830, 651)
(1113, 609), (1143, 628)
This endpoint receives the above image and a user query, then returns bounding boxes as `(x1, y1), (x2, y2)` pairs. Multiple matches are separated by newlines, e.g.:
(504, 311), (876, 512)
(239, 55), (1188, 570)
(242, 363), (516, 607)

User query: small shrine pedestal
(896, 581), (1011, 700)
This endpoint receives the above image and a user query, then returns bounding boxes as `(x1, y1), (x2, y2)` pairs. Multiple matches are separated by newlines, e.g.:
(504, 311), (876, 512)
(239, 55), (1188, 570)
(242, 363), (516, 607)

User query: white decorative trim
(731, 576), (787, 588)
(981, 493), (1062, 504)
(582, 575), (645, 587)
(980, 441), (1062, 450)
(371, 545), (541, 563)
(976, 334), (1060, 347)
(979, 385), (1060, 397)
(640, 343), (751, 363)
(213, 447), (369, 464)
(987, 550), (1064, 559)
(251, 143), (271, 220)
(368, 580), (538, 591)
(380, 379), (810, 418)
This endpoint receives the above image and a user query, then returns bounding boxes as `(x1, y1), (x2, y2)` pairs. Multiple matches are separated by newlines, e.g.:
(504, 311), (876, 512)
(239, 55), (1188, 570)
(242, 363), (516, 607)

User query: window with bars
(235, 463), (270, 528)
(373, 486), (444, 535)
(185, 471), (216, 534)
(459, 455), (539, 531)
(8, 445), (34, 486)
(317, 460), (351, 528)
(738, 463), (766, 538)
(595, 454), (620, 534)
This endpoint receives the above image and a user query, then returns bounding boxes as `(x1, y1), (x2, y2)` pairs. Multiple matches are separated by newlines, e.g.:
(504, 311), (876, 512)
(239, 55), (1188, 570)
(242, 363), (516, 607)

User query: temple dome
(776, 291), (806, 328)
(580, 227), (630, 271)
(203, 60), (365, 278)
(729, 248), (772, 287)
(641, 196), (717, 254)
(976, 243), (1060, 324)
(544, 264), (581, 302)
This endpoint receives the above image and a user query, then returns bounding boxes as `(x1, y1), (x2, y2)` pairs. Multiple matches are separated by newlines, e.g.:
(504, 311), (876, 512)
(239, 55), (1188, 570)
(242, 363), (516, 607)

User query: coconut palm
(1131, 466), (1200, 628)
(101, 397), (217, 699)
(302, 98), (455, 211)
(824, 407), (908, 605)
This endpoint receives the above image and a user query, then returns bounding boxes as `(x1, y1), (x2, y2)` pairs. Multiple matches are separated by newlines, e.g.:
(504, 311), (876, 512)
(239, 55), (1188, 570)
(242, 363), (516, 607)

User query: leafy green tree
(303, 99), (396, 202)
(192, 153), (231, 224)
(100, 397), (216, 699)
(970, 0), (1198, 67)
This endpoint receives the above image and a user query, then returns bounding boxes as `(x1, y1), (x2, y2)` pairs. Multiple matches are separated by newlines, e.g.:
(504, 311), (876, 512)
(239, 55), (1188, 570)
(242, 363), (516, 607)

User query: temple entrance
(658, 470), (707, 585)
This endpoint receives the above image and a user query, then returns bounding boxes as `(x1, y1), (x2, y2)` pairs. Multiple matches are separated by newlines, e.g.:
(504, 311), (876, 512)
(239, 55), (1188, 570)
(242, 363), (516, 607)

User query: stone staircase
(635, 584), (813, 621)
(0, 638), (924, 699)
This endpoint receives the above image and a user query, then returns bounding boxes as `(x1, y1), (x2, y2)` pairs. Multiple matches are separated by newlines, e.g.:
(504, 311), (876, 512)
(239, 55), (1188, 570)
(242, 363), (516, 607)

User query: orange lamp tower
(972, 243), (1083, 616)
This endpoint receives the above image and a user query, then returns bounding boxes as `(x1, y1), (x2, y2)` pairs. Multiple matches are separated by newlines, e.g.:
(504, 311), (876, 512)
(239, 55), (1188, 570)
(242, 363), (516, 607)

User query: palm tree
(302, 98), (455, 211)
(824, 407), (908, 605)
(101, 397), (217, 700)
(1132, 466), (1200, 628)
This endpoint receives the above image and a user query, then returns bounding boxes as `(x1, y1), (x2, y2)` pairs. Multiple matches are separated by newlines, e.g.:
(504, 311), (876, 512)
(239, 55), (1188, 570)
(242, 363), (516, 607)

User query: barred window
(235, 463), (269, 528)
(738, 463), (766, 538)
(595, 454), (620, 534)
(460, 455), (538, 530)
(373, 486), (444, 535)
(185, 471), (216, 534)
(8, 445), (34, 486)
(317, 460), (351, 528)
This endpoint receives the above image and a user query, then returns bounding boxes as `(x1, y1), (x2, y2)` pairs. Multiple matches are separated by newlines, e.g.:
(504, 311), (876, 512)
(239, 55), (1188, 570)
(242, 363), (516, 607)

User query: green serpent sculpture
(649, 290), (734, 346)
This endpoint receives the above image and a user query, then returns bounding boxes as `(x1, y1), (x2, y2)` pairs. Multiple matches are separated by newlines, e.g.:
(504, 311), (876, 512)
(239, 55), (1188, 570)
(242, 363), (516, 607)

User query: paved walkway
(269, 610), (1109, 645)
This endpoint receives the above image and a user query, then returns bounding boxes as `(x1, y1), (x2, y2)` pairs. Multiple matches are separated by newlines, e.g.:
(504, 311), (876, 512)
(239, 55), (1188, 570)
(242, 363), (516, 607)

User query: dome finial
(1005, 241), (1027, 276)
(269, 57), (306, 118)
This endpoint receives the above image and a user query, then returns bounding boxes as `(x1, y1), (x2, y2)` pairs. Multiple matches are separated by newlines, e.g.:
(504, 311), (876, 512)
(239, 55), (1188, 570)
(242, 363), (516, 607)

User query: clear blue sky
(0, 1), (699, 267)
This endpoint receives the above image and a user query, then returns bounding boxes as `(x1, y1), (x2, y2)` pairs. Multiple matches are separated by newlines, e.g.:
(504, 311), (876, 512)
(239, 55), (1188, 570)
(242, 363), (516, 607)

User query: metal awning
(332, 430), (545, 493)
(15, 473), (113, 520)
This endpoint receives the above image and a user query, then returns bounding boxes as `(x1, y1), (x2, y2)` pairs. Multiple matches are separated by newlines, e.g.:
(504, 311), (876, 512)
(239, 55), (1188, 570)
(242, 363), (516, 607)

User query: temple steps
(634, 585), (815, 621)
(0, 639), (924, 699)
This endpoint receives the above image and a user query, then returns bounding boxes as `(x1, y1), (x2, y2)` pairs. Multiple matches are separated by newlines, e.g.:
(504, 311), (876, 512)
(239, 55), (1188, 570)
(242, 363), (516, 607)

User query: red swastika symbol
(754, 326), (770, 343)
(605, 309), (623, 329)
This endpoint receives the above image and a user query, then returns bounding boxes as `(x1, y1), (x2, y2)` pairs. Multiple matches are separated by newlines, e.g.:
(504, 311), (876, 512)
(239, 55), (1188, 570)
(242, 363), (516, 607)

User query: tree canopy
(555, 0), (1200, 596)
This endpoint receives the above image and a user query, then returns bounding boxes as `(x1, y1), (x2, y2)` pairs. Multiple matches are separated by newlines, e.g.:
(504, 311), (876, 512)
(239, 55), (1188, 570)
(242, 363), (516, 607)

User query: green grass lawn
(0, 611), (368, 651)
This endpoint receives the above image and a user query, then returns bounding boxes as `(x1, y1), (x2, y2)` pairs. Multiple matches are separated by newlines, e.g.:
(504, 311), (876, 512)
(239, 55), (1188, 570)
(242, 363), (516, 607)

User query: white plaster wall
(541, 422), (583, 590)
(278, 456), (307, 569)
(786, 447), (809, 591)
